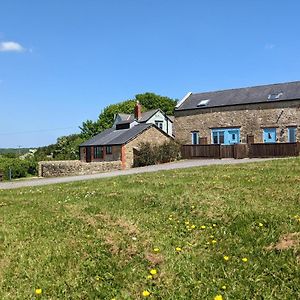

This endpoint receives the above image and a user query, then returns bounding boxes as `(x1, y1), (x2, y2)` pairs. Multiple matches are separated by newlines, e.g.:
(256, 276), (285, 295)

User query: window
(94, 146), (103, 159)
(263, 128), (276, 143)
(268, 92), (283, 101)
(106, 145), (112, 154)
(116, 123), (130, 130)
(191, 131), (200, 144)
(211, 128), (240, 145)
(155, 121), (163, 130)
(197, 99), (210, 107)
(288, 127), (297, 142)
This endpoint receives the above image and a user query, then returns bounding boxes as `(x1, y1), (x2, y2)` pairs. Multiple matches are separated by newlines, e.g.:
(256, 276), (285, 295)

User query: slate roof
(115, 109), (173, 125)
(80, 123), (153, 146)
(176, 81), (300, 111)
(117, 113), (134, 122)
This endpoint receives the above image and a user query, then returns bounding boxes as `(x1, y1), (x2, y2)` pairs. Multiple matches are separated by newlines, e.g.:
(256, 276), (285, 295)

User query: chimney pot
(134, 101), (142, 120)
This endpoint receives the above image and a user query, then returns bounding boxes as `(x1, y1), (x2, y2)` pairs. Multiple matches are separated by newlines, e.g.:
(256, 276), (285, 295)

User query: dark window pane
(213, 132), (218, 144)
(219, 132), (224, 144)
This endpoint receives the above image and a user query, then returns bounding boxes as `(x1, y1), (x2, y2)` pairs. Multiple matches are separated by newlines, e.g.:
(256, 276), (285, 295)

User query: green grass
(1, 158), (300, 299)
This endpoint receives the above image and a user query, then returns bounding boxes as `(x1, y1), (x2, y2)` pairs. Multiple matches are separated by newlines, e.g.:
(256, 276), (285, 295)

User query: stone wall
(39, 160), (122, 177)
(125, 126), (172, 168)
(174, 100), (300, 144)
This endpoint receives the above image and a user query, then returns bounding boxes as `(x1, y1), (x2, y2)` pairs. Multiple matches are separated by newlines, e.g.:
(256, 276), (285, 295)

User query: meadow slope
(1, 158), (300, 299)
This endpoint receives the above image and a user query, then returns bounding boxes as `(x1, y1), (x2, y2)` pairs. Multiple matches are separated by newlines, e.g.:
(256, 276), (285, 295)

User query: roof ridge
(192, 80), (300, 96)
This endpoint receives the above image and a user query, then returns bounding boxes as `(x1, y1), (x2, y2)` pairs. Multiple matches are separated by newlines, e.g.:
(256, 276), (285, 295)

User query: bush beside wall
(134, 141), (181, 167)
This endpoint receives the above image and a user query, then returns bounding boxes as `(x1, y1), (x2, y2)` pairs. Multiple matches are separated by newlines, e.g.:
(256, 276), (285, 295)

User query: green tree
(80, 93), (177, 139)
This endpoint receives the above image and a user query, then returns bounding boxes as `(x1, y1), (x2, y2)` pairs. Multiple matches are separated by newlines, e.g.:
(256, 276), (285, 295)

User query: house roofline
(175, 92), (192, 109)
(174, 97), (300, 113)
(79, 124), (173, 148)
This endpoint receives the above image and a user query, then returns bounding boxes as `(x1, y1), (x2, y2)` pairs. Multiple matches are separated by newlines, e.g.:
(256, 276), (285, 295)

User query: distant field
(1, 158), (300, 299)
(0, 148), (33, 155)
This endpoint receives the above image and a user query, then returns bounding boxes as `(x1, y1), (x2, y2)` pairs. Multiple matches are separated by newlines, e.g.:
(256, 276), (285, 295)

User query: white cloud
(0, 41), (25, 52)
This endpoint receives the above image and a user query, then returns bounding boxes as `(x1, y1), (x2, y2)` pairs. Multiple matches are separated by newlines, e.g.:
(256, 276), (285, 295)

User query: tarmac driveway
(0, 158), (273, 190)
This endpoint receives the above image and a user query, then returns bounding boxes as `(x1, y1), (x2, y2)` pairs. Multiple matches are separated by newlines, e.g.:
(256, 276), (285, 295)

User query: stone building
(80, 102), (172, 169)
(174, 81), (300, 145)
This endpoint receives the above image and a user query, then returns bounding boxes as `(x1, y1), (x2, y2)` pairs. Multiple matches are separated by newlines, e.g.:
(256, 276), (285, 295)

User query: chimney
(134, 100), (142, 120)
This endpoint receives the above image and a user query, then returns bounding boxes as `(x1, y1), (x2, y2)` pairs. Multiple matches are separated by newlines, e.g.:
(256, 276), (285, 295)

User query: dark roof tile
(176, 81), (300, 111)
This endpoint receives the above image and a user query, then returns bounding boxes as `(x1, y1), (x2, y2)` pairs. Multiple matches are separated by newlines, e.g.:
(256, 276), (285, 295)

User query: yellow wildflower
(258, 222), (263, 227)
(221, 285), (226, 290)
(185, 221), (190, 225)
(211, 240), (217, 244)
(191, 225), (196, 229)
(214, 295), (223, 300)
(176, 247), (182, 252)
(142, 290), (150, 297)
(223, 255), (229, 261)
(212, 223), (217, 227)
(242, 257), (248, 262)
(153, 247), (160, 253)
(150, 269), (157, 275)
(35, 289), (42, 295)
(201, 225), (206, 229)
(147, 275), (153, 279)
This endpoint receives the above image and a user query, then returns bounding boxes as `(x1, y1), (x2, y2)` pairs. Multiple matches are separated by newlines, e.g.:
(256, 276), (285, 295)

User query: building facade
(174, 81), (300, 145)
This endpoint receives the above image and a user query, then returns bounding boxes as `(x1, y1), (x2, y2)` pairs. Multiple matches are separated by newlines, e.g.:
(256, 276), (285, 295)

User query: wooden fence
(249, 142), (300, 158)
(181, 144), (248, 159)
(181, 143), (300, 159)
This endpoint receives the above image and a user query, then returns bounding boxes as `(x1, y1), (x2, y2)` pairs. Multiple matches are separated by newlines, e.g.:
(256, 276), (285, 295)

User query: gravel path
(0, 158), (273, 190)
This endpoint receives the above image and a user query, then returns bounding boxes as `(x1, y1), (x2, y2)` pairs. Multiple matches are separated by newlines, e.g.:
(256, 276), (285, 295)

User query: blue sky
(0, 0), (300, 147)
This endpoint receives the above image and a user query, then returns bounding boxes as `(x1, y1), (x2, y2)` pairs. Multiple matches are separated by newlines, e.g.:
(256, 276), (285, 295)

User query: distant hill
(0, 148), (34, 155)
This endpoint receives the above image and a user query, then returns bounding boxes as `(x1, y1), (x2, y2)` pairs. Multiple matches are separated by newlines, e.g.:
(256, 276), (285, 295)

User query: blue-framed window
(211, 128), (240, 145)
(191, 131), (200, 145)
(288, 127), (297, 143)
(263, 128), (276, 143)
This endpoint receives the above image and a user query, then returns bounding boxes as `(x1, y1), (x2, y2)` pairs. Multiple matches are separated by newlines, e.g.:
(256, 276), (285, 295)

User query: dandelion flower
(201, 225), (206, 229)
(212, 240), (217, 244)
(176, 247), (182, 252)
(223, 255), (229, 261)
(242, 257), (248, 262)
(150, 269), (157, 275)
(147, 275), (153, 279)
(153, 247), (160, 253)
(142, 290), (150, 297)
(35, 289), (42, 295)
(214, 295), (223, 300)
(191, 225), (196, 229)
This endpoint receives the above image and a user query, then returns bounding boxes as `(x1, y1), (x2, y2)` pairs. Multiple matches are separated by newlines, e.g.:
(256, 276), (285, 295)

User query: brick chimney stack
(134, 100), (142, 120)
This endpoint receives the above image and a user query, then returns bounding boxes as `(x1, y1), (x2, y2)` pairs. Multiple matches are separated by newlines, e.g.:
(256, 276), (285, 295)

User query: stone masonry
(125, 126), (172, 168)
(174, 100), (300, 144)
(39, 160), (122, 177)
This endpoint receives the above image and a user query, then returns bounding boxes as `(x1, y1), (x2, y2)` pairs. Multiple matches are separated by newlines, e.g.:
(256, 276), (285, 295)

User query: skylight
(268, 92), (283, 101)
(197, 99), (210, 107)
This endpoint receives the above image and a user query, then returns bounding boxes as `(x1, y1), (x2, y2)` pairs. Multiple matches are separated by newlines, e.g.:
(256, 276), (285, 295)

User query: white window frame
(191, 131), (200, 145)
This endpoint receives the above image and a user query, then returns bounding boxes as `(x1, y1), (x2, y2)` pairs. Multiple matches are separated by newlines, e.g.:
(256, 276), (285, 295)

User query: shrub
(134, 141), (181, 167)
(0, 157), (38, 180)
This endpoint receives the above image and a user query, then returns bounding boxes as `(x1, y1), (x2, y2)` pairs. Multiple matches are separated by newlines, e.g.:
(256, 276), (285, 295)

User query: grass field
(1, 158), (300, 299)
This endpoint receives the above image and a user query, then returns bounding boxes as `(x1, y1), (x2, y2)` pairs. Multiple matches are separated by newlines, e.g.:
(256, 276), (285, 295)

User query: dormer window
(268, 92), (283, 101)
(197, 99), (210, 107)
(116, 122), (130, 130)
